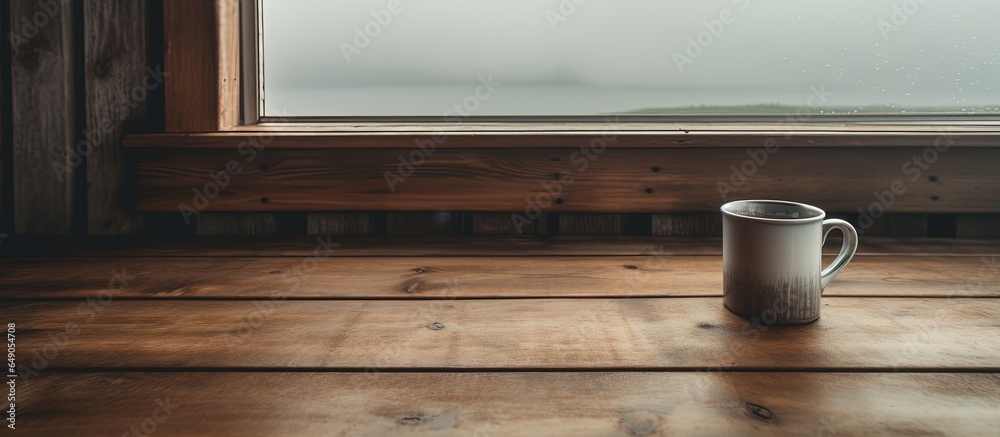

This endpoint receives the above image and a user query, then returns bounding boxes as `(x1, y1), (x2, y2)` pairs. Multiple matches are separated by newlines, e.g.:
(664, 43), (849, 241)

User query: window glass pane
(261, 0), (1000, 117)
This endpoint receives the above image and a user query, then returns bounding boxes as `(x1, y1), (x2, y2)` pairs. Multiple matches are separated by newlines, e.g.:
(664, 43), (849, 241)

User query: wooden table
(2, 236), (998, 435)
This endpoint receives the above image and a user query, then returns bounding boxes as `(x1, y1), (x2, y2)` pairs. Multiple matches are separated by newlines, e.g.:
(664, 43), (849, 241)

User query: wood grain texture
(653, 213), (722, 236)
(0, 236), (996, 257)
(123, 130), (1000, 148)
(3, 298), (998, 369)
(1, 255), (996, 299)
(17, 372), (1000, 436)
(10, 0), (75, 234)
(195, 212), (278, 235)
(134, 147), (1000, 212)
(306, 213), (371, 235)
(163, 0), (239, 131)
(957, 214), (1000, 239)
(84, 0), (148, 235)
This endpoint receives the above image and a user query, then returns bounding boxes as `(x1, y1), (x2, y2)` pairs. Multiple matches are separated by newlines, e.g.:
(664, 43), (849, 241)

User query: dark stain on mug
(724, 266), (821, 325)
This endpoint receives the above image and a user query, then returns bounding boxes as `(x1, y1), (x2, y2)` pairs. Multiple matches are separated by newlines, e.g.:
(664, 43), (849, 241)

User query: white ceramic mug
(721, 200), (858, 324)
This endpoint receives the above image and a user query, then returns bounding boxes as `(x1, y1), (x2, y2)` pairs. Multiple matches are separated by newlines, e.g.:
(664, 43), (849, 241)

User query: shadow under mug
(721, 200), (858, 324)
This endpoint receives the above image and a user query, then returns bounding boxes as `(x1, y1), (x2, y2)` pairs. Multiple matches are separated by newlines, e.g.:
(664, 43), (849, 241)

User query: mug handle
(820, 219), (859, 291)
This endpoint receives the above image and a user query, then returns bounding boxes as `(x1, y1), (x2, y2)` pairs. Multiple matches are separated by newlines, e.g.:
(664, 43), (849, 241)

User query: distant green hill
(618, 104), (1000, 115)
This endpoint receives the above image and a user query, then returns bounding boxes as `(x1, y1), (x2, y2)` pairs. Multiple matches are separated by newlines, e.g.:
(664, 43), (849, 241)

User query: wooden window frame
(167, 0), (1000, 135)
(130, 0), (1000, 215)
(163, 0), (241, 132)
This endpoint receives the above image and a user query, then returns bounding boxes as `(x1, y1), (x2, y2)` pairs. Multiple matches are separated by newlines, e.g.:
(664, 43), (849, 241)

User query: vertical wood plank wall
(1, 1), (997, 238)
(9, 0), (76, 234)
(84, 0), (148, 234)
(1, 14), (7, 236)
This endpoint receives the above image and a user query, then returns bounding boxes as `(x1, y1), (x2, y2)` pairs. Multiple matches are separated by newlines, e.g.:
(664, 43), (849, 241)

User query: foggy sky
(261, 0), (999, 115)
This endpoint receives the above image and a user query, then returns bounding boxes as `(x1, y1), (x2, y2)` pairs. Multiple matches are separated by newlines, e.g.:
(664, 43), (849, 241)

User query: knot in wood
(397, 415), (423, 426)
(15, 46), (41, 70)
(745, 403), (775, 421)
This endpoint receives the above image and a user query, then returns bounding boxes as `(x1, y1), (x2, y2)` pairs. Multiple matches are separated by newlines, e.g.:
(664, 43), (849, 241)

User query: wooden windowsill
(125, 123), (1000, 149)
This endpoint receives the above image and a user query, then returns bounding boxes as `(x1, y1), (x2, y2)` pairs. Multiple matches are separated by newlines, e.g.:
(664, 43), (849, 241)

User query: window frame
(241, 0), (264, 126)
(240, 0), (1000, 130)
(157, 0), (1000, 138)
(130, 0), (1000, 216)
(163, 0), (241, 132)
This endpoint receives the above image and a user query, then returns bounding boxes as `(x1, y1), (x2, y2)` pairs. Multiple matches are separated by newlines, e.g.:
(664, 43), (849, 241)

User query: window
(253, 0), (999, 120)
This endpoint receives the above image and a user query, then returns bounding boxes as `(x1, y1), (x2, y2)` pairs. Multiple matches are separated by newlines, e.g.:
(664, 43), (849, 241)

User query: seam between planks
(31, 367), (1000, 373)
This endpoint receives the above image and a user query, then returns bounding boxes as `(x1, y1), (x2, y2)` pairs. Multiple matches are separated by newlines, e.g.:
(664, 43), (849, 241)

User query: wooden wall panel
(857, 213), (928, 237)
(134, 147), (1000, 214)
(306, 213), (371, 235)
(196, 212), (277, 235)
(84, 0), (147, 234)
(652, 213), (722, 236)
(559, 213), (621, 235)
(472, 212), (547, 235)
(957, 215), (1000, 239)
(9, 0), (76, 234)
(162, 0), (238, 132)
(472, 212), (520, 235)
(386, 212), (451, 236)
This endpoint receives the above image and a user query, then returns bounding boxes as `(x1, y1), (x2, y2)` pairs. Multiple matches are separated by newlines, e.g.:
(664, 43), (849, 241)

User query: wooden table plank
(1, 255), (996, 299)
(16, 372), (1000, 436)
(4, 298), (998, 370)
(1, 236), (997, 257)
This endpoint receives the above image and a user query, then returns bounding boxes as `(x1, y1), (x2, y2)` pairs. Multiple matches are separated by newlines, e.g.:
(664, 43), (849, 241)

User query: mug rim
(721, 199), (826, 224)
